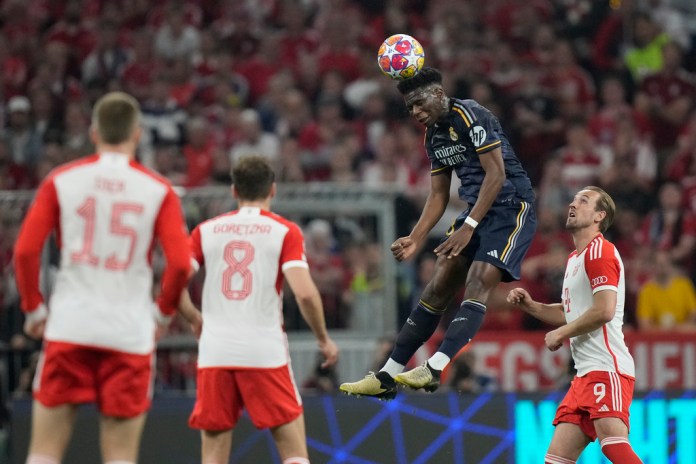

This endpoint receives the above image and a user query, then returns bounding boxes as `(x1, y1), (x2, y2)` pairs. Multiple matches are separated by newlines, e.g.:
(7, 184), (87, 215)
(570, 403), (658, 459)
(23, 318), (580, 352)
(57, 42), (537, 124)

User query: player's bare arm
(392, 169), (451, 262)
(435, 147), (505, 259)
(284, 266), (339, 368)
(507, 288), (566, 326)
(545, 290), (617, 351)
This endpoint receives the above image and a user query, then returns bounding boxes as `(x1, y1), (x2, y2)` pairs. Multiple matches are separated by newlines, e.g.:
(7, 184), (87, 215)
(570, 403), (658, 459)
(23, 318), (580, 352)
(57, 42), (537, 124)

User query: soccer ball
(377, 34), (425, 80)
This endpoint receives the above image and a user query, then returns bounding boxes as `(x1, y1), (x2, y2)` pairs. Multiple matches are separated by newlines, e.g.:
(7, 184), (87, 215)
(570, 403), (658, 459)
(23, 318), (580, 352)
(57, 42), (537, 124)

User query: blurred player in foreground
(341, 67), (536, 399)
(178, 156), (339, 464)
(13, 92), (191, 464)
(507, 186), (642, 464)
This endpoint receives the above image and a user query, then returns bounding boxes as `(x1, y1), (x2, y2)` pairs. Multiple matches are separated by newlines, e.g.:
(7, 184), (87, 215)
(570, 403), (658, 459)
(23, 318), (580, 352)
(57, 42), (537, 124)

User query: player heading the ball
(340, 66), (537, 399)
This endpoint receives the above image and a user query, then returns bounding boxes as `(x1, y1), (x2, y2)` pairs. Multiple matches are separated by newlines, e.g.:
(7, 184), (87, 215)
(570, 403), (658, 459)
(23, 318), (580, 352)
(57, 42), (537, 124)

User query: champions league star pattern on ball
(377, 34), (425, 80)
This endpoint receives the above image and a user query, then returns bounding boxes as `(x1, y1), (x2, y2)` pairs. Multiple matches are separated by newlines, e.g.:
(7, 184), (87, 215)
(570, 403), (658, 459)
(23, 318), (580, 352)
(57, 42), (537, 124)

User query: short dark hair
(583, 186), (616, 233)
(232, 156), (275, 201)
(396, 67), (443, 95)
(92, 92), (140, 144)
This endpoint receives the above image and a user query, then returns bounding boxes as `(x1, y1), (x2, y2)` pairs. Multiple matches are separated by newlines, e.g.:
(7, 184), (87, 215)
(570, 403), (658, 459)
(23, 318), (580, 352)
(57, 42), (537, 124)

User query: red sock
(600, 437), (643, 464)
(545, 454), (576, 464)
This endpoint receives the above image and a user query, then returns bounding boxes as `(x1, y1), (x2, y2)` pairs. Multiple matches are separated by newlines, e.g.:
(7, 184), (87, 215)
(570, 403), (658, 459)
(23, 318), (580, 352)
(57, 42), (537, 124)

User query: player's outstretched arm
(507, 288), (566, 326)
(393, 171), (452, 262)
(284, 267), (339, 368)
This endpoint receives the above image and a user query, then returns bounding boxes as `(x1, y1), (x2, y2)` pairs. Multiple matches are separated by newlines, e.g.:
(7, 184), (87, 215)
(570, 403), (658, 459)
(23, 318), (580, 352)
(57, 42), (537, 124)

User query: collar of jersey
(98, 151), (130, 166)
(239, 206), (262, 215)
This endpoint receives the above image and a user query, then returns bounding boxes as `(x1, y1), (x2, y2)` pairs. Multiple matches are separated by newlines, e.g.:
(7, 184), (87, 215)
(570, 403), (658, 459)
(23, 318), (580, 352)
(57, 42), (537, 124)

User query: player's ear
(131, 125), (142, 145)
(231, 184), (238, 199)
(89, 125), (100, 145)
(269, 182), (277, 199)
(596, 210), (606, 225)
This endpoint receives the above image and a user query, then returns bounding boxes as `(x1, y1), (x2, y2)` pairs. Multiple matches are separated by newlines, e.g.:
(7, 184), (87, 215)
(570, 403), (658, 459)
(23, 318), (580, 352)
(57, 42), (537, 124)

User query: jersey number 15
(71, 196), (144, 270)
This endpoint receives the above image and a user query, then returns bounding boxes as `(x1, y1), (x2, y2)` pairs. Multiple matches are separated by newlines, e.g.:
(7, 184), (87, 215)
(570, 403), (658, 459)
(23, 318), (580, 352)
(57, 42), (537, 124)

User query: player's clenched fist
(391, 236), (417, 262)
(506, 287), (532, 307)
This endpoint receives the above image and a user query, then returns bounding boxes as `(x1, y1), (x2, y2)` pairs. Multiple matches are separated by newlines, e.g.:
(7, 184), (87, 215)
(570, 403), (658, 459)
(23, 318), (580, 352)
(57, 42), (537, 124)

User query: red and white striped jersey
(191, 206), (307, 368)
(13, 152), (190, 354)
(561, 234), (635, 377)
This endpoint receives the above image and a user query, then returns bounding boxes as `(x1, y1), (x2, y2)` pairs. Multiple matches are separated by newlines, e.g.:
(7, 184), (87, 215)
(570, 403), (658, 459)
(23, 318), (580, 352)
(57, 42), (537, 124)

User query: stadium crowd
(1, 0), (696, 393)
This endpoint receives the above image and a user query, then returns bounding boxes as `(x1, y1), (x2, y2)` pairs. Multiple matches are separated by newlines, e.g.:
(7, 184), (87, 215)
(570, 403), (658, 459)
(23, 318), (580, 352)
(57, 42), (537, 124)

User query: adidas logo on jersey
(487, 250), (499, 258)
(599, 404), (610, 412)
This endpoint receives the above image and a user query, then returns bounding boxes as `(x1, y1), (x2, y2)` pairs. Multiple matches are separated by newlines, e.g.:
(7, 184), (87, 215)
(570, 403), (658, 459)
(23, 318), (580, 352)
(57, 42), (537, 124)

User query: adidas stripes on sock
(282, 458), (310, 464)
(438, 299), (486, 359)
(600, 437), (643, 463)
(26, 455), (59, 464)
(545, 454), (575, 464)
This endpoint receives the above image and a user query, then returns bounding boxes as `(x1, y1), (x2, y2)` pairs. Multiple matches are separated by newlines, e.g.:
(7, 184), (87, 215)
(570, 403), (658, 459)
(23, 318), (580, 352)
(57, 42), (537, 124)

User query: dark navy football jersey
(424, 98), (535, 205)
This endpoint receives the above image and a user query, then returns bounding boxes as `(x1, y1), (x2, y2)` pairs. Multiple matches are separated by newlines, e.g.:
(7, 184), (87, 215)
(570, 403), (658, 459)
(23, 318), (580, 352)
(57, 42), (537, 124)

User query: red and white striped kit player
(14, 152), (190, 355)
(561, 233), (635, 379)
(189, 206), (307, 369)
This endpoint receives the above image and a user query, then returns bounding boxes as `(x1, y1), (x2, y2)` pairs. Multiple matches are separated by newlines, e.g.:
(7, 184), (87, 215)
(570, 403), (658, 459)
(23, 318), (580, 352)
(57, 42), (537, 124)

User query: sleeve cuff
(25, 303), (49, 325)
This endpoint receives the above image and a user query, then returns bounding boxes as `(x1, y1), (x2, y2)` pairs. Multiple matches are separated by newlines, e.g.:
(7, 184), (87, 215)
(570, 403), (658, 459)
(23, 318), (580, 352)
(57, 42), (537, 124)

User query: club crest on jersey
(449, 126), (458, 141)
(469, 126), (486, 147)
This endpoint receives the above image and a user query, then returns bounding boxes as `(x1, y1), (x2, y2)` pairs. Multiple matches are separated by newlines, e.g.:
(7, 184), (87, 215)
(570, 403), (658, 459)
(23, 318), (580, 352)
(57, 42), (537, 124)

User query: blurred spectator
(592, 4), (632, 73)
(81, 19), (130, 87)
(298, 96), (351, 180)
(140, 76), (188, 167)
(555, 119), (609, 193)
(4, 96), (42, 169)
(588, 74), (651, 147)
(228, 108), (280, 170)
(0, 35), (28, 99)
(624, 11), (670, 82)
(639, 182), (696, 275)
(634, 41), (695, 151)
(537, 156), (573, 216)
(182, 116), (218, 188)
(154, 6), (200, 61)
(0, 136), (34, 189)
(304, 219), (348, 328)
(645, 0), (692, 50)
(28, 89), (61, 142)
(167, 58), (197, 108)
(598, 117), (657, 192)
(277, 0), (319, 76)
(121, 30), (162, 101)
(61, 101), (93, 158)
(636, 250), (696, 331)
(153, 142), (186, 185)
(541, 39), (596, 120)
(510, 62), (563, 185)
(328, 140), (359, 184)
(361, 132), (411, 189)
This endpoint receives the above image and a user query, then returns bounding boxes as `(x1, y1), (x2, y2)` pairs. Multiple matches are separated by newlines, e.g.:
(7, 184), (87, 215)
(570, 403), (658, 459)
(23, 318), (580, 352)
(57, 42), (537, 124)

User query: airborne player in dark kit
(341, 67), (537, 399)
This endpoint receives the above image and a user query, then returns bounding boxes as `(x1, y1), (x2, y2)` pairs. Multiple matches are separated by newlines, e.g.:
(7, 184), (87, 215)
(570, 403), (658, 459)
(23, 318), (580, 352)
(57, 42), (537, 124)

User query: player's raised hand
(434, 227), (473, 259)
(318, 337), (339, 368)
(391, 236), (417, 262)
(507, 287), (532, 307)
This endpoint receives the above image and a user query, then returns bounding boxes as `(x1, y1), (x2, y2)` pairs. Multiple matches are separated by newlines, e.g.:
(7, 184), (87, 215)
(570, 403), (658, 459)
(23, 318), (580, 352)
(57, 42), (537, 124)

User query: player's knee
(462, 278), (492, 302)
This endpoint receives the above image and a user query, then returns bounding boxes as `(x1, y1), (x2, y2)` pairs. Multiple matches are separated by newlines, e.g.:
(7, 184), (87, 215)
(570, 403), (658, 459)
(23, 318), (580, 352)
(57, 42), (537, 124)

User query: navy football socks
(391, 301), (445, 365)
(438, 299), (486, 358)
